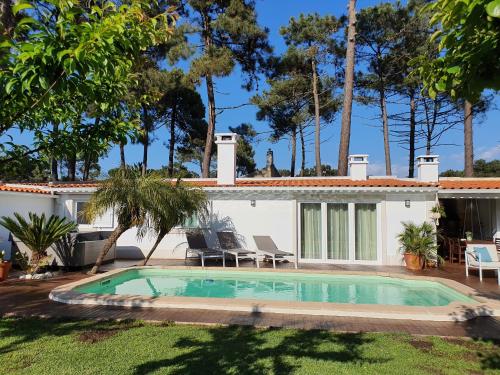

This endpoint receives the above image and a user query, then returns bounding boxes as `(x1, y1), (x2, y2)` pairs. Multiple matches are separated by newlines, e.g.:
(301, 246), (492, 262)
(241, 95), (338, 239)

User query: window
(355, 204), (377, 260)
(75, 201), (89, 225)
(300, 203), (322, 259)
(327, 204), (349, 260)
(182, 212), (199, 228)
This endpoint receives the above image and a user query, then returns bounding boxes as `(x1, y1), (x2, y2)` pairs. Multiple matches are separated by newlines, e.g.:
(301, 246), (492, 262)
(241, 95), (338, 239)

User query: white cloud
(476, 145), (500, 161)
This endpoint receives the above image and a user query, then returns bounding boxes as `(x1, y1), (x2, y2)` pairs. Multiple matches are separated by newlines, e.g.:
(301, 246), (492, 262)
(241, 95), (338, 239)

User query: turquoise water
(75, 269), (475, 307)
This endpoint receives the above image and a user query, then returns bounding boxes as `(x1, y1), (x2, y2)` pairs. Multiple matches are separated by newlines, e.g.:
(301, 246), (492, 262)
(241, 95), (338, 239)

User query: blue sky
(7, 0), (500, 177)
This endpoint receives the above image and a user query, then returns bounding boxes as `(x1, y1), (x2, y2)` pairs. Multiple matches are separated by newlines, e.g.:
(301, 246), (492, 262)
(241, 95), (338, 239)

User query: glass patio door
(355, 203), (377, 261)
(327, 204), (349, 260)
(300, 203), (322, 259)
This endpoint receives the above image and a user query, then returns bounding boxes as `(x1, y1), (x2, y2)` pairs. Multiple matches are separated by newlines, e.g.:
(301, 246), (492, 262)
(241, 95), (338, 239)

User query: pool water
(75, 269), (475, 307)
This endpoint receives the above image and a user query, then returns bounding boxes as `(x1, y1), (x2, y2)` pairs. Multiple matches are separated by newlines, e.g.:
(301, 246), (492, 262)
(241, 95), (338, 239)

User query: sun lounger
(253, 236), (297, 269)
(185, 232), (223, 267)
(216, 231), (259, 268)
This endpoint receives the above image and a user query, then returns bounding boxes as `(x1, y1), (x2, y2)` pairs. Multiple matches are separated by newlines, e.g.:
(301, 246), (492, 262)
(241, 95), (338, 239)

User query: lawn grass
(0, 317), (499, 374)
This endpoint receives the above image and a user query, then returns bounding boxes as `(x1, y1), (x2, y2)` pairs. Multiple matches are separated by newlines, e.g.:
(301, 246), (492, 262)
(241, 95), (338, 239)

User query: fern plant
(0, 213), (77, 273)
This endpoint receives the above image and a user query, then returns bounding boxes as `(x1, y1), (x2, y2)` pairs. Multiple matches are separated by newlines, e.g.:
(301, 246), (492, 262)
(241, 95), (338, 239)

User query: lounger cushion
(474, 247), (492, 262)
(466, 244), (499, 263)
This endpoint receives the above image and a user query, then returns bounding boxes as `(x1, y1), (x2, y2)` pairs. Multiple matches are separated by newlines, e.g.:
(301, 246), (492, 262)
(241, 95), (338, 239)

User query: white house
(1, 133), (499, 266)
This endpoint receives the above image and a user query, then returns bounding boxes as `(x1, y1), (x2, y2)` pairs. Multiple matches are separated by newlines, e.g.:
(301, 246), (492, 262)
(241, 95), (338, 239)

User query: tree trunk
(119, 142), (126, 169)
(68, 153), (77, 181)
(201, 13), (216, 178)
(142, 106), (149, 176)
(141, 231), (167, 266)
(408, 90), (416, 178)
(380, 88), (392, 175)
(51, 123), (59, 181)
(299, 124), (306, 176)
(0, 1), (15, 45)
(168, 99), (178, 177)
(337, 0), (356, 176)
(464, 100), (474, 177)
(290, 127), (297, 177)
(89, 224), (127, 274)
(311, 54), (321, 176)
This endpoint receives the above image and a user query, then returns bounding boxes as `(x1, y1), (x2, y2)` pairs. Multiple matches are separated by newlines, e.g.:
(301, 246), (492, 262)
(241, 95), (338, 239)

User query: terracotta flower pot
(0, 261), (12, 281)
(404, 253), (423, 271)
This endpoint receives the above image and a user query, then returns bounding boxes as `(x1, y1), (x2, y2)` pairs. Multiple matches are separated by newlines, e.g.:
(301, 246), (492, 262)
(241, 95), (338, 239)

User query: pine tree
(179, 0), (271, 177)
(280, 13), (344, 176)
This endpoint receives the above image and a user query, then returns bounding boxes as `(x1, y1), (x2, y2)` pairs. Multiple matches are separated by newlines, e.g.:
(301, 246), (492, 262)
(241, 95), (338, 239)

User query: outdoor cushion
(474, 247), (493, 262)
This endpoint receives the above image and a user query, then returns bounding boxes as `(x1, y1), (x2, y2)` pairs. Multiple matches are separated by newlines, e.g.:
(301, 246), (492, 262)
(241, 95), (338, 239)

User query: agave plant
(0, 213), (77, 273)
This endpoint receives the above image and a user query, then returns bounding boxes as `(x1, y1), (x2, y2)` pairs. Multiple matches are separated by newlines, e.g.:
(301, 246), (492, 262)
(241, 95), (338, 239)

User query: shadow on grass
(133, 325), (386, 375)
(0, 317), (139, 355)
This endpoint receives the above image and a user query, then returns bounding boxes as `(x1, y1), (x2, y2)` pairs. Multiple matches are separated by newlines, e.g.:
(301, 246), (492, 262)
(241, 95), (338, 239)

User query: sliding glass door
(300, 202), (379, 263)
(300, 203), (322, 259)
(327, 204), (349, 260)
(355, 204), (377, 261)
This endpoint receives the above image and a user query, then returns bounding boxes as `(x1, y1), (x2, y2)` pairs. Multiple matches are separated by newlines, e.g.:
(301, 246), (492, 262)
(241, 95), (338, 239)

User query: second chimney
(215, 133), (239, 185)
(348, 155), (368, 180)
(416, 155), (439, 182)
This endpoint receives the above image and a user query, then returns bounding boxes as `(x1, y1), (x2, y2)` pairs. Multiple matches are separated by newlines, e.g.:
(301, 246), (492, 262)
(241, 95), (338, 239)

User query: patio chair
(253, 236), (297, 269)
(185, 232), (224, 267)
(216, 231), (259, 268)
(465, 244), (500, 285)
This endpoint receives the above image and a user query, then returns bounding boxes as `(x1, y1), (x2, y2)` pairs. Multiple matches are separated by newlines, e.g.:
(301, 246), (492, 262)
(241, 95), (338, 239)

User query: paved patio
(1, 259), (500, 339)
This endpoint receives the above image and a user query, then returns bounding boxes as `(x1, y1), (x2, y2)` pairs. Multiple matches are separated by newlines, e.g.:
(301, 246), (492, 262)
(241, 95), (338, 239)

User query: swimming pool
(74, 268), (474, 307)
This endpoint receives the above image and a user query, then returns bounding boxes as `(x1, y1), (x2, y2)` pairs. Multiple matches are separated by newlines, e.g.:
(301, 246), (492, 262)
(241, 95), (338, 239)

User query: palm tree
(85, 167), (161, 274)
(138, 181), (207, 265)
(0, 213), (77, 273)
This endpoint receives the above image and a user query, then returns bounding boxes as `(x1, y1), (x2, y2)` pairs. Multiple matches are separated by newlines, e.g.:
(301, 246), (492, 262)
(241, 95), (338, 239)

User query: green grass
(0, 318), (499, 375)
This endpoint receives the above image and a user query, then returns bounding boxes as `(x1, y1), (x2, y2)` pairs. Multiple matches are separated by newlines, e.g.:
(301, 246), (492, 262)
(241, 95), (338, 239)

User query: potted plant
(0, 250), (12, 281)
(430, 205), (446, 226)
(398, 222), (439, 271)
(465, 231), (473, 241)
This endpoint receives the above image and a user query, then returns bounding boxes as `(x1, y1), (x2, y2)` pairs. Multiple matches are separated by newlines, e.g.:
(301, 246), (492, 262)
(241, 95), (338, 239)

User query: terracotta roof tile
(438, 178), (500, 190)
(0, 185), (50, 195)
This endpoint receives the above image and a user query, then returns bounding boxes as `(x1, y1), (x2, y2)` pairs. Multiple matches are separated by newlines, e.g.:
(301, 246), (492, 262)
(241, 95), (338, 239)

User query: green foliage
(440, 159), (500, 177)
(185, 0), (272, 89)
(0, 143), (49, 181)
(0, 212), (77, 271)
(0, 212), (77, 255)
(301, 164), (338, 176)
(229, 123), (257, 177)
(414, 0), (500, 101)
(0, 0), (177, 135)
(138, 178), (207, 252)
(398, 221), (438, 263)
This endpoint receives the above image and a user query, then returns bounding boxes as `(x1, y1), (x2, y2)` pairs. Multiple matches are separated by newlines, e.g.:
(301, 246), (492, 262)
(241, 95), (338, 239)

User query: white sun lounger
(185, 232), (224, 267)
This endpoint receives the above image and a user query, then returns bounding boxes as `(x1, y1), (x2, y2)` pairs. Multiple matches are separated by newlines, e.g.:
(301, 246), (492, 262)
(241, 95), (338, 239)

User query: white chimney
(215, 133), (239, 185)
(348, 154), (368, 181)
(416, 155), (439, 182)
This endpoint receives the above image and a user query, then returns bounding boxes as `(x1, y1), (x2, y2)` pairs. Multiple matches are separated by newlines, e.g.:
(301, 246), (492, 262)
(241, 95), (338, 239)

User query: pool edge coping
(49, 266), (500, 322)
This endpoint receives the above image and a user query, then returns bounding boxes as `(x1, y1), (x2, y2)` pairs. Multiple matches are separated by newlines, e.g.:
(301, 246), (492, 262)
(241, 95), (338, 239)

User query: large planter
(0, 261), (12, 281)
(404, 253), (423, 271)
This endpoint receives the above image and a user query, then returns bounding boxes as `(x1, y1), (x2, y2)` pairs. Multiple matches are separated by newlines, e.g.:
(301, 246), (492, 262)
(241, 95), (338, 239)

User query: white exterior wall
(53, 191), (436, 265)
(382, 193), (435, 265)
(0, 193), (55, 260)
